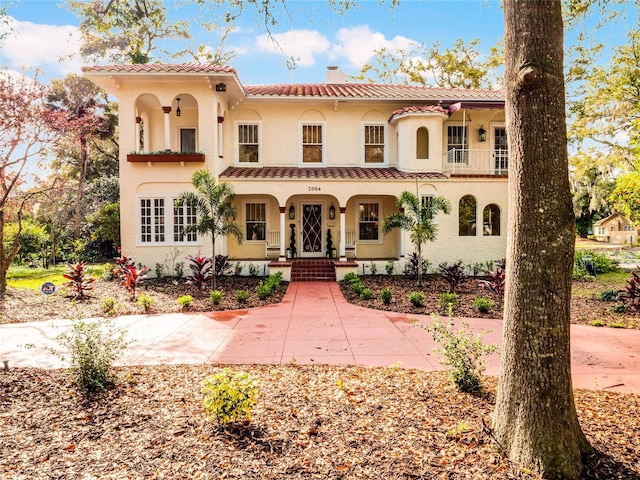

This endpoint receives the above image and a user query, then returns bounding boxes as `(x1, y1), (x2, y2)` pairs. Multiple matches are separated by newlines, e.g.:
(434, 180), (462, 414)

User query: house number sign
(308, 186), (321, 191)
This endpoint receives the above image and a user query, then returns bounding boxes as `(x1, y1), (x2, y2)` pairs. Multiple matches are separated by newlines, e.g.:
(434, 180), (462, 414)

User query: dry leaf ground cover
(1, 365), (639, 479)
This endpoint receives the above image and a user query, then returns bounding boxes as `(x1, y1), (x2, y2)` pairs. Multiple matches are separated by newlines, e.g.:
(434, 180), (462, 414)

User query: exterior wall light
(176, 97), (181, 117)
(478, 125), (486, 142)
(329, 203), (336, 220)
(289, 204), (295, 219)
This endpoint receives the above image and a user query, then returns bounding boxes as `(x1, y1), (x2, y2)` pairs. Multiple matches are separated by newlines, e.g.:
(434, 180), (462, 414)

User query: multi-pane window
(246, 203), (266, 241)
(180, 128), (196, 152)
(359, 202), (380, 241)
(140, 198), (165, 243)
(459, 195), (477, 236)
(421, 195), (437, 223)
(173, 199), (197, 242)
(483, 204), (501, 236)
(447, 125), (468, 164)
(238, 124), (259, 163)
(364, 125), (384, 163)
(302, 124), (323, 163)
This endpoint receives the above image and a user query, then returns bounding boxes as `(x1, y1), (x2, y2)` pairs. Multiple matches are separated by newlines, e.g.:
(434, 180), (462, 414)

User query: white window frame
(299, 122), (326, 166)
(172, 197), (198, 243)
(137, 195), (200, 246)
(178, 126), (198, 153)
(235, 122), (261, 165)
(445, 123), (469, 164)
(357, 200), (382, 243)
(362, 123), (387, 166)
(243, 201), (267, 243)
(421, 194), (438, 225)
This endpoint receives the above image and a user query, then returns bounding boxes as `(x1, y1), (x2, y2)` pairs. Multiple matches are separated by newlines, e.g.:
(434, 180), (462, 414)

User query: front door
(302, 203), (323, 256)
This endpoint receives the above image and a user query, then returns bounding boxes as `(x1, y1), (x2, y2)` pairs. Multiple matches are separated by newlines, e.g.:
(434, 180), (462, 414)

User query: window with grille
(246, 203), (266, 241)
(359, 202), (380, 241)
(447, 125), (468, 164)
(238, 124), (259, 163)
(140, 198), (165, 243)
(302, 124), (323, 163)
(173, 199), (198, 242)
(364, 125), (384, 163)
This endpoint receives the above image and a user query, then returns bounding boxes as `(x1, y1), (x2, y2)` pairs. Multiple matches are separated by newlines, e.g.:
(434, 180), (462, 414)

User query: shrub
(408, 291), (425, 307)
(359, 288), (373, 300)
(100, 296), (118, 316)
(215, 255), (233, 277)
(599, 289), (619, 302)
(63, 262), (96, 299)
(234, 262), (243, 276)
(369, 262), (378, 275)
(236, 290), (250, 303)
(248, 263), (259, 277)
(154, 262), (165, 279)
(574, 250), (620, 275)
(343, 272), (359, 283)
(256, 281), (271, 300)
(121, 264), (149, 299)
(439, 291), (459, 308)
(186, 255), (213, 292)
(418, 317), (498, 392)
(612, 303), (627, 314)
(54, 318), (129, 391)
(100, 263), (114, 281)
(351, 281), (366, 296)
(385, 260), (395, 276)
(439, 262), (467, 293)
(619, 268), (640, 312)
(137, 293), (154, 313)
(264, 271), (283, 291)
(380, 287), (393, 305)
(209, 290), (224, 305)
(473, 297), (494, 314)
(202, 368), (259, 424)
(175, 261), (184, 278)
(177, 294), (194, 310)
(477, 265), (505, 296)
(404, 252), (431, 279)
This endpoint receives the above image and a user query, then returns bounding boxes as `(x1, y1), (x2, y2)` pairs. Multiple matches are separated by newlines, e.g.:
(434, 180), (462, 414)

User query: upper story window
(246, 202), (266, 241)
(364, 124), (385, 164)
(358, 201), (380, 241)
(302, 124), (323, 164)
(238, 124), (259, 163)
(459, 195), (477, 236)
(417, 127), (429, 159)
(624, 225), (632, 231)
(447, 125), (468, 164)
(139, 196), (198, 245)
(180, 128), (196, 152)
(483, 204), (501, 236)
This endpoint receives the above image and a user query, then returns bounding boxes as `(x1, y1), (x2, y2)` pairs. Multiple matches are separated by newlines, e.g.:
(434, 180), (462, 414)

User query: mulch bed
(1, 365), (639, 479)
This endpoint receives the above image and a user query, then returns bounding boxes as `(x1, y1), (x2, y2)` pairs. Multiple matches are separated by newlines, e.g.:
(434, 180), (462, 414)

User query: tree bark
(493, 2), (592, 478)
(74, 135), (88, 240)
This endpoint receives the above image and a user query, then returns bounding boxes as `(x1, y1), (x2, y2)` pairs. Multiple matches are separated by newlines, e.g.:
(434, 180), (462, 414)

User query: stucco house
(593, 213), (637, 245)
(82, 64), (508, 280)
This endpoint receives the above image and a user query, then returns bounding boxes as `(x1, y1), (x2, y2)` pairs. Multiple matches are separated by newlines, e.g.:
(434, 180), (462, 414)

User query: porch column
(135, 116), (142, 152)
(339, 206), (347, 261)
(399, 207), (406, 258)
(279, 206), (286, 261)
(162, 106), (171, 150)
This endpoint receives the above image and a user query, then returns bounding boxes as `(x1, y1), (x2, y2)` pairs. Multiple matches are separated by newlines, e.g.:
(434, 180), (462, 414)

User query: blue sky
(2, 0), (507, 85)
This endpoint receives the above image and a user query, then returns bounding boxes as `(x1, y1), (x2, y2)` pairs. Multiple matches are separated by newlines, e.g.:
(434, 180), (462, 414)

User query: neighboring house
(82, 64), (508, 279)
(593, 213), (637, 245)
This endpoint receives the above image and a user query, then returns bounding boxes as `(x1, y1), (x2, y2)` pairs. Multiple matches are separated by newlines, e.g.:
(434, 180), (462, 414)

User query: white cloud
(330, 25), (415, 68)
(255, 29), (330, 67)
(2, 17), (82, 76)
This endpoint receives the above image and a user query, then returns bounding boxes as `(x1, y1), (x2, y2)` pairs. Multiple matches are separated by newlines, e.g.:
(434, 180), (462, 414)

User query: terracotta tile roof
(388, 105), (448, 122)
(81, 64), (237, 74)
(244, 83), (503, 101)
(219, 166), (447, 180)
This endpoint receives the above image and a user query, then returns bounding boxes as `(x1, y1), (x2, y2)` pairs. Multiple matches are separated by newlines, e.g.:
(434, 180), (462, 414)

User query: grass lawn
(6, 264), (103, 290)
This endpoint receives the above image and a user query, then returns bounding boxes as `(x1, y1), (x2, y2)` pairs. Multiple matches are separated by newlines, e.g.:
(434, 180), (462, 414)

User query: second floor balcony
(442, 149), (509, 176)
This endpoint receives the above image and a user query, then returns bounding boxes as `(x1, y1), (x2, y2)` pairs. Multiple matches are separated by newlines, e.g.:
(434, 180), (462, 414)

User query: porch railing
(442, 149), (508, 176)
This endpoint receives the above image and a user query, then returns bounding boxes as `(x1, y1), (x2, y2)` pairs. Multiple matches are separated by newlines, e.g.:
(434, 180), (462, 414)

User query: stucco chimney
(326, 66), (346, 84)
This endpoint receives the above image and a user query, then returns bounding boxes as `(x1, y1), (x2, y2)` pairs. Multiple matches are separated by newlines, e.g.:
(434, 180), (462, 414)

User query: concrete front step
(290, 259), (336, 282)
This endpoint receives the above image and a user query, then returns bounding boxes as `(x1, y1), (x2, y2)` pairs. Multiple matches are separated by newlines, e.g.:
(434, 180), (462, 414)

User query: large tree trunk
(492, 1), (592, 478)
(74, 135), (88, 240)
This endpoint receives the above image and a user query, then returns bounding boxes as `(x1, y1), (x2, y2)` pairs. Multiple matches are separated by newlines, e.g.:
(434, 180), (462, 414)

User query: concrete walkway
(2, 282), (639, 393)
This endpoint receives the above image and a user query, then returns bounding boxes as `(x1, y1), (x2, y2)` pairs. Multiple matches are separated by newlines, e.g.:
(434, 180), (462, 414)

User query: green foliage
(408, 291), (425, 307)
(473, 297), (495, 314)
(255, 272), (283, 300)
(202, 368), (259, 424)
(236, 290), (250, 303)
(385, 260), (395, 275)
(351, 280), (366, 296)
(100, 296), (118, 316)
(619, 268), (640, 312)
(369, 262), (378, 275)
(209, 289), (224, 305)
(439, 292), (460, 311)
(154, 262), (165, 279)
(255, 281), (271, 300)
(176, 294), (194, 310)
(87, 201), (120, 246)
(419, 317), (498, 392)
(574, 250), (619, 276)
(248, 263), (259, 277)
(380, 287), (393, 305)
(612, 304), (627, 314)
(54, 318), (129, 391)
(175, 261), (184, 278)
(3, 220), (49, 265)
(599, 289), (619, 302)
(359, 287), (373, 300)
(610, 172), (640, 224)
(234, 262), (243, 276)
(137, 293), (154, 313)
(63, 261), (96, 299)
(343, 272), (358, 283)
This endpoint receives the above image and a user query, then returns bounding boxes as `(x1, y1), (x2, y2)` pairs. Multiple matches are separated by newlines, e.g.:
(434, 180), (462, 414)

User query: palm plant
(177, 169), (244, 289)
(382, 191), (451, 286)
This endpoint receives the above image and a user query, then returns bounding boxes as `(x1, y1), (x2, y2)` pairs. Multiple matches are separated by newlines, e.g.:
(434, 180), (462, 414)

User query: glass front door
(301, 204), (323, 256)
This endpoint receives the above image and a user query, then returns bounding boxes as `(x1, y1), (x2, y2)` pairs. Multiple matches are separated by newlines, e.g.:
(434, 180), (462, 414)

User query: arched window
(417, 127), (429, 159)
(459, 195), (477, 236)
(483, 204), (501, 236)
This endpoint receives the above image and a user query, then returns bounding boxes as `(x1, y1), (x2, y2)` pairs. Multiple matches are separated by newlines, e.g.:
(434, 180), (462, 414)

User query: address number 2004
(308, 186), (321, 191)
